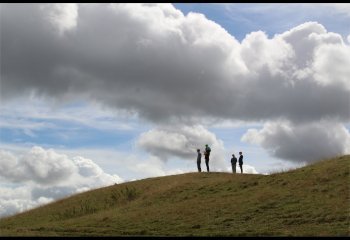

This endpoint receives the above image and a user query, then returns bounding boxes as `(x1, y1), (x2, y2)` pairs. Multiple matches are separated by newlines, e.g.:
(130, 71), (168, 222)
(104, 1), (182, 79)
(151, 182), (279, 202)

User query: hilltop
(0, 155), (349, 236)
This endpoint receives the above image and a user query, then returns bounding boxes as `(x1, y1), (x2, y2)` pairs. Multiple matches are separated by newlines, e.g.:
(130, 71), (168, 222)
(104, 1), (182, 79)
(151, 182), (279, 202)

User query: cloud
(0, 146), (123, 186)
(40, 3), (78, 35)
(312, 42), (350, 90)
(0, 186), (42, 217)
(130, 155), (194, 178)
(243, 165), (259, 174)
(0, 146), (123, 217)
(1, 4), (349, 125)
(0, 184), (84, 216)
(241, 120), (350, 163)
(0, 96), (138, 134)
(327, 3), (350, 16)
(24, 147), (78, 185)
(0, 147), (76, 185)
(226, 164), (259, 174)
(73, 156), (123, 184)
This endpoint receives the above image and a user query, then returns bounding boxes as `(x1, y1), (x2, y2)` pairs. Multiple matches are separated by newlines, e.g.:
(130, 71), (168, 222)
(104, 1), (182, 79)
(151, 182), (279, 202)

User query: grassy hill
(0, 155), (349, 236)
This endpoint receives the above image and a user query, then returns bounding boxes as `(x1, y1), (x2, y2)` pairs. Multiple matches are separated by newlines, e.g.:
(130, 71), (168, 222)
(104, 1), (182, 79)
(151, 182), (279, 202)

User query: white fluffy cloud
(241, 120), (350, 163)
(0, 146), (123, 186)
(23, 147), (77, 185)
(0, 147), (123, 218)
(0, 186), (53, 218)
(40, 3), (78, 35)
(313, 43), (350, 90)
(225, 165), (259, 174)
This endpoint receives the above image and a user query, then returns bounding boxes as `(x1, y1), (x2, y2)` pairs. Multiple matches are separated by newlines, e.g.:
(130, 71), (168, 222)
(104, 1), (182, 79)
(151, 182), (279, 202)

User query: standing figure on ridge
(204, 144), (211, 172)
(196, 149), (202, 172)
(239, 151), (243, 174)
(231, 154), (237, 173)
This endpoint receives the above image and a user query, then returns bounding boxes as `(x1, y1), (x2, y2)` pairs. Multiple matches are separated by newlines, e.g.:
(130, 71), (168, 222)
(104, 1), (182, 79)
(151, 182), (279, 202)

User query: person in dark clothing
(204, 144), (211, 172)
(239, 152), (243, 173)
(196, 149), (202, 172)
(231, 154), (237, 173)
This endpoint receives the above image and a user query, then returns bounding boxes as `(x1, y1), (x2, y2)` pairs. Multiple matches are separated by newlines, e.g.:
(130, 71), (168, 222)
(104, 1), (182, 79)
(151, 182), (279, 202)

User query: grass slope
(0, 155), (349, 236)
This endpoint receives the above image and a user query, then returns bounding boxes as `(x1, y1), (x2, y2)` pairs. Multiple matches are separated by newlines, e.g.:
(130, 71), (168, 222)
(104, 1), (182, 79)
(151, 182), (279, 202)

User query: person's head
(239, 152), (242, 155)
(197, 149), (200, 152)
(232, 154), (235, 157)
(205, 144), (208, 147)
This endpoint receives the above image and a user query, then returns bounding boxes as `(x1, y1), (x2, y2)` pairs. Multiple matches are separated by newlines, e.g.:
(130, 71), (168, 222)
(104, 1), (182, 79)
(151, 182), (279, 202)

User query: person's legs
(232, 164), (236, 173)
(205, 158), (209, 172)
(197, 161), (201, 172)
(239, 164), (243, 173)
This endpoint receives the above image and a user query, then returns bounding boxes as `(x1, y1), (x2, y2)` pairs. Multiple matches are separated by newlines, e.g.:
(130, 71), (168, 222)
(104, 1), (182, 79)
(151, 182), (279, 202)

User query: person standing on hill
(239, 152), (243, 174)
(231, 154), (237, 173)
(204, 144), (211, 172)
(196, 149), (202, 172)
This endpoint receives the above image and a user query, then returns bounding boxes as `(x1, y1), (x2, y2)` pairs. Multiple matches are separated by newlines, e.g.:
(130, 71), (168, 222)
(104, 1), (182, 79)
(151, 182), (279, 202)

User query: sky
(0, 3), (349, 218)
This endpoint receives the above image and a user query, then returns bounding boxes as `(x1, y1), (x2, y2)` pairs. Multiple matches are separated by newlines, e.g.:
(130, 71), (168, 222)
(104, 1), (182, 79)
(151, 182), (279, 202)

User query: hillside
(0, 155), (349, 236)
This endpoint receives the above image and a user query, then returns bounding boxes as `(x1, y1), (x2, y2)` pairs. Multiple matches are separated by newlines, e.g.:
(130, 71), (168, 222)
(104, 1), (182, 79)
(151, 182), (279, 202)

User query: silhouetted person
(231, 154), (237, 173)
(204, 144), (211, 172)
(239, 152), (243, 173)
(196, 149), (202, 172)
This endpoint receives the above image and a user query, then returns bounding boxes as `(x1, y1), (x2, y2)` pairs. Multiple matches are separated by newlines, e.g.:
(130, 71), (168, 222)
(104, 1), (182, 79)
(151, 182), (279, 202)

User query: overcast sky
(0, 3), (349, 218)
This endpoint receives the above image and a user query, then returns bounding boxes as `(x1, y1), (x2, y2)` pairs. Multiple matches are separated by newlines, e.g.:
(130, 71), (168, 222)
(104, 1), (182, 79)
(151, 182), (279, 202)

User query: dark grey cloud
(242, 120), (350, 163)
(1, 4), (349, 124)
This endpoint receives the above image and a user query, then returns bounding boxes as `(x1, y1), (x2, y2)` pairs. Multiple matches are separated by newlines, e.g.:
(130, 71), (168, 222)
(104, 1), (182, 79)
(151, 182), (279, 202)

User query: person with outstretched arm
(239, 152), (243, 174)
(204, 144), (211, 172)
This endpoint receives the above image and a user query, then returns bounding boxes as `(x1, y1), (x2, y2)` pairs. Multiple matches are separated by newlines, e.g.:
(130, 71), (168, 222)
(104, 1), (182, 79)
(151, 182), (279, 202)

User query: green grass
(1, 155), (349, 236)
